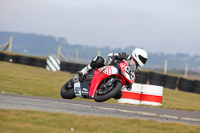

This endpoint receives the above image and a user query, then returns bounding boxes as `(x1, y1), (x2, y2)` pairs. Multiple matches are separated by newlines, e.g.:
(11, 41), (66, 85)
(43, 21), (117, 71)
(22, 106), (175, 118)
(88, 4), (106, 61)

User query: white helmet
(131, 48), (148, 68)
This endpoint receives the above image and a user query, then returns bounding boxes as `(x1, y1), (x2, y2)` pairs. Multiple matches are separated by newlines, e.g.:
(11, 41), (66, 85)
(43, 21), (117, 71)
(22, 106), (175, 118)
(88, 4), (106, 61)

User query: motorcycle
(60, 59), (136, 102)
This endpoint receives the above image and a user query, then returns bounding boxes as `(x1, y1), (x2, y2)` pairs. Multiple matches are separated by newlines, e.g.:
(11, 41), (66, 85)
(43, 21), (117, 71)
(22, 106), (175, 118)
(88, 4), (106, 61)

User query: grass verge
(0, 109), (200, 133)
(0, 61), (200, 111)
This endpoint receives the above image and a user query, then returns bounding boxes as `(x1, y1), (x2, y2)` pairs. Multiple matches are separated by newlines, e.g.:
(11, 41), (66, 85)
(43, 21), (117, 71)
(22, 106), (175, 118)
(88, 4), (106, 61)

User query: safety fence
(0, 51), (199, 94)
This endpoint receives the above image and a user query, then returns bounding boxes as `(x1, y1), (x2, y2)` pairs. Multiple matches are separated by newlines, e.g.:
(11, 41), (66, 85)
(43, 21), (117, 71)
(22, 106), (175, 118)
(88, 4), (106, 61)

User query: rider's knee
(90, 56), (106, 69)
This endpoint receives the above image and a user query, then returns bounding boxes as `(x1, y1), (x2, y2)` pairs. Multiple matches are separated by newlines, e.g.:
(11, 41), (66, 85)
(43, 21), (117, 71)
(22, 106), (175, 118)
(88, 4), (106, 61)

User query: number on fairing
(125, 66), (134, 80)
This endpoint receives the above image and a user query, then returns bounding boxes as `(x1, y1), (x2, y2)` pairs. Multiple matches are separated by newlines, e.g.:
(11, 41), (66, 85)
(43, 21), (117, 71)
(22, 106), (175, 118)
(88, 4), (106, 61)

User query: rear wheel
(94, 77), (122, 102)
(60, 79), (76, 99)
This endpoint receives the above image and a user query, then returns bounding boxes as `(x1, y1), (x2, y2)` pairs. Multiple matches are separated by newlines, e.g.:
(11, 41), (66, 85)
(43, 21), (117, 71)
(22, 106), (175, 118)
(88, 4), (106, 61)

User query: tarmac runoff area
(0, 93), (200, 125)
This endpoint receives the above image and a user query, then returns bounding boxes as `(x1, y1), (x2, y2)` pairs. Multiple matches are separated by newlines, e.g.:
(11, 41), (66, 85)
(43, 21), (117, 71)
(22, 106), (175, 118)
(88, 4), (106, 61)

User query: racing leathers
(78, 52), (139, 76)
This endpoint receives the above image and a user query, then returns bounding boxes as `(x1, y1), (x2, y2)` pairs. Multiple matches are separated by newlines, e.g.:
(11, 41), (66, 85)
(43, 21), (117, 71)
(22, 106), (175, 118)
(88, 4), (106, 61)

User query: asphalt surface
(0, 94), (200, 125)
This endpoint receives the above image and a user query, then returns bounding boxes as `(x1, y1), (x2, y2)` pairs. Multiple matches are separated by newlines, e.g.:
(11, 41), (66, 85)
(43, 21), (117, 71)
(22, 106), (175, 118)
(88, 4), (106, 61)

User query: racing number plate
(74, 81), (82, 98)
(74, 81), (90, 98)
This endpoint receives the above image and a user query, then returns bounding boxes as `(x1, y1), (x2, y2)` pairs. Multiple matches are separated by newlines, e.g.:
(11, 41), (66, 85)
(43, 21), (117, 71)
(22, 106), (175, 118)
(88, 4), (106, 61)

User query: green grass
(0, 61), (73, 98)
(0, 109), (200, 133)
(0, 61), (200, 111)
(162, 88), (200, 111)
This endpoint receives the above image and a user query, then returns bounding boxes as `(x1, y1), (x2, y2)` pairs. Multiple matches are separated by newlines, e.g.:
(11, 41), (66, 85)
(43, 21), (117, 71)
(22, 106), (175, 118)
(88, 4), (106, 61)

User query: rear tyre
(60, 79), (76, 99)
(94, 80), (122, 102)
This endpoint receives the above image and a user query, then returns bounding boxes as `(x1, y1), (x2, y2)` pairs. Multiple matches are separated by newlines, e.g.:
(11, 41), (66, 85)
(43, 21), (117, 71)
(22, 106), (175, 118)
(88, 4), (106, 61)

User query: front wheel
(60, 79), (76, 99)
(94, 79), (122, 102)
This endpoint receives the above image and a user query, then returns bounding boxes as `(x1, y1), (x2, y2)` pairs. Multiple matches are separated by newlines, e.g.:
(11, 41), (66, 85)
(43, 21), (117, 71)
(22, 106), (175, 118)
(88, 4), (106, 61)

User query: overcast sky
(0, 0), (200, 55)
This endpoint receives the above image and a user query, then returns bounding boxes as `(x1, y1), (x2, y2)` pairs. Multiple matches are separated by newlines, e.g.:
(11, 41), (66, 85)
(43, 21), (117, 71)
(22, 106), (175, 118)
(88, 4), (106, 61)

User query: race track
(0, 94), (200, 125)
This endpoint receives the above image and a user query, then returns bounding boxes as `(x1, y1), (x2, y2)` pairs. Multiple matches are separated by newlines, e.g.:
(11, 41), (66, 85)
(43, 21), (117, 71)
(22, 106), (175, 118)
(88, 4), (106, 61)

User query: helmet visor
(139, 55), (147, 64)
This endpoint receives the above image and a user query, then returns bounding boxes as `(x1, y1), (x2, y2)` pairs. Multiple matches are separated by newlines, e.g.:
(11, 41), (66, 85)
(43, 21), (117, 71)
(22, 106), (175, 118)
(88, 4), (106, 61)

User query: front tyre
(60, 79), (76, 99)
(94, 80), (122, 102)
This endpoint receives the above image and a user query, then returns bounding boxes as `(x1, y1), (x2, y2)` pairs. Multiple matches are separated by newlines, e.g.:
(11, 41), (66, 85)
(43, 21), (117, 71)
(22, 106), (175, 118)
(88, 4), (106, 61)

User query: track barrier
(140, 84), (163, 106)
(135, 71), (149, 84)
(149, 72), (165, 86)
(46, 56), (60, 71)
(163, 75), (178, 90)
(118, 83), (164, 106)
(118, 83), (142, 105)
(194, 80), (200, 94)
(178, 78), (195, 92)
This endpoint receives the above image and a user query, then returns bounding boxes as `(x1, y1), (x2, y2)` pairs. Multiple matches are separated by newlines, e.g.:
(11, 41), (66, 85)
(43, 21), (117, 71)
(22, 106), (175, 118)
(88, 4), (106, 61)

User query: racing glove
(107, 52), (128, 63)
(118, 52), (128, 60)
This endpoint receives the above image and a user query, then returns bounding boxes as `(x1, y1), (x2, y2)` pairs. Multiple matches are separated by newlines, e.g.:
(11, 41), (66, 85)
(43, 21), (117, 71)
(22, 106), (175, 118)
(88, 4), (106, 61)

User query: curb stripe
(141, 94), (163, 103)
(121, 91), (141, 100)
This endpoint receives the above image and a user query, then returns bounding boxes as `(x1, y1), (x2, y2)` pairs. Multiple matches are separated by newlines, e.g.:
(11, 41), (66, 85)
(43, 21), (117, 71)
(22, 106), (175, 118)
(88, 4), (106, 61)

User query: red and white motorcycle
(60, 59), (135, 102)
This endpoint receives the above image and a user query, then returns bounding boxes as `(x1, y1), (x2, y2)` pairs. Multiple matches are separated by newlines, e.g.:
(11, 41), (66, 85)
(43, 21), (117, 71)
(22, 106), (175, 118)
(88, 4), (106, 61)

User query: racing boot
(78, 64), (92, 77)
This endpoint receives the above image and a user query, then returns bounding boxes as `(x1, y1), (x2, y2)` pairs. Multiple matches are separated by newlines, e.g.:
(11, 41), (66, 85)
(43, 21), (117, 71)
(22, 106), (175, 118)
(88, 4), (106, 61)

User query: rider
(78, 48), (148, 77)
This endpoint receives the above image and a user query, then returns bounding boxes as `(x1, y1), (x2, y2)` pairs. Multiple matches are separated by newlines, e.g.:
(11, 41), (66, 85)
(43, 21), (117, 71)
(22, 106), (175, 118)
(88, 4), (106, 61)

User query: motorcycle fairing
(74, 80), (90, 98)
(74, 81), (82, 98)
(89, 66), (119, 98)
(119, 60), (135, 84)
(80, 82), (90, 98)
